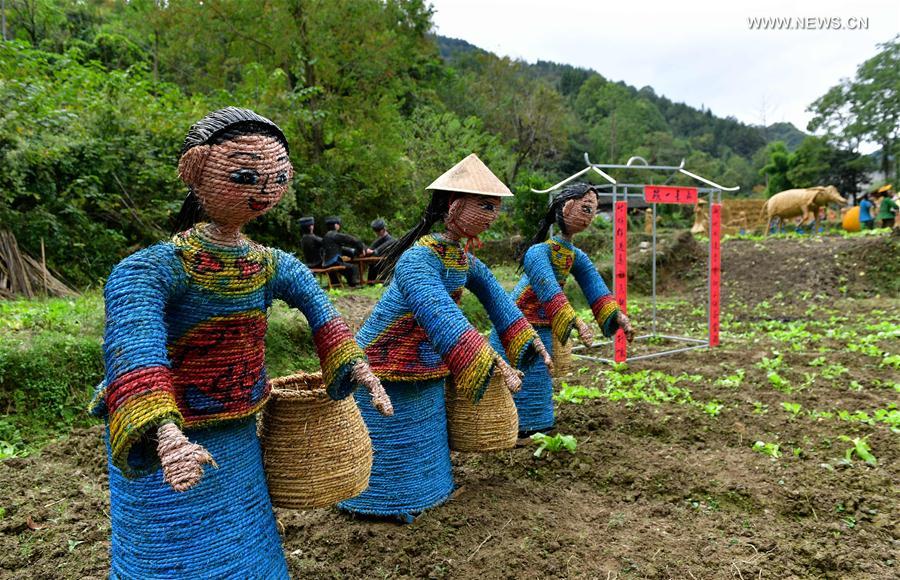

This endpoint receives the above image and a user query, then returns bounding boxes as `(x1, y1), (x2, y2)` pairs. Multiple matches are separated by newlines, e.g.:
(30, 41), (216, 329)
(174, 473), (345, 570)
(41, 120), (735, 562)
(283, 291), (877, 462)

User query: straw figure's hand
(495, 355), (524, 394)
(532, 335), (554, 372)
(351, 361), (394, 417)
(157, 422), (217, 492)
(617, 312), (636, 343)
(573, 317), (594, 347)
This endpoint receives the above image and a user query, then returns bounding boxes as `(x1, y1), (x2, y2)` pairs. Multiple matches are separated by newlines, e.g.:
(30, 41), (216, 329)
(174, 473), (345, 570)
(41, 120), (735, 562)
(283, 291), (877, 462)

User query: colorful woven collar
(173, 225), (274, 295)
(419, 233), (468, 270)
(549, 235), (575, 250)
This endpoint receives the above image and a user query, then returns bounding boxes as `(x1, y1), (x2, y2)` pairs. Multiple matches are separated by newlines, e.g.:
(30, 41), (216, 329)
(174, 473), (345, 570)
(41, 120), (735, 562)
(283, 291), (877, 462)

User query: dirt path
(1, 234), (897, 579)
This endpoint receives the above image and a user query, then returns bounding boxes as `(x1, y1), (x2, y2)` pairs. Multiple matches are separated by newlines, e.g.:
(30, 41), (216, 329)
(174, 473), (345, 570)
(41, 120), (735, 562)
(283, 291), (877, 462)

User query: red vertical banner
(614, 201), (628, 362)
(709, 203), (722, 347)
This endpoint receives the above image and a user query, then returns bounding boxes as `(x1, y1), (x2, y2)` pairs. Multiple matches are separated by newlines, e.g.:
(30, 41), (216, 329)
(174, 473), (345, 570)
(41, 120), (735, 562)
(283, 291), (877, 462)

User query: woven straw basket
(445, 373), (518, 452)
(259, 372), (372, 509)
(551, 333), (573, 379)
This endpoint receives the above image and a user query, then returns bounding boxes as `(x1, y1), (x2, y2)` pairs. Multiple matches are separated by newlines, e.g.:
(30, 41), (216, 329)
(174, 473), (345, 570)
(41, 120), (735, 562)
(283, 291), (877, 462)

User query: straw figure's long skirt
(106, 417), (288, 579)
(338, 378), (454, 522)
(491, 326), (555, 433)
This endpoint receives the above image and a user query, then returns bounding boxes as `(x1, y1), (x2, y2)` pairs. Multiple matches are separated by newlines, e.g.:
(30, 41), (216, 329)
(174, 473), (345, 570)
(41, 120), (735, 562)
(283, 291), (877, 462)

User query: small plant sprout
(715, 369), (745, 389)
(752, 441), (781, 458)
(767, 371), (792, 393)
(752, 401), (769, 415)
(555, 383), (602, 404)
(809, 356), (827, 367)
(756, 352), (784, 372)
(703, 401), (724, 417)
(781, 402), (803, 418)
(837, 435), (877, 466)
(821, 363), (850, 380)
(530, 433), (577, 458)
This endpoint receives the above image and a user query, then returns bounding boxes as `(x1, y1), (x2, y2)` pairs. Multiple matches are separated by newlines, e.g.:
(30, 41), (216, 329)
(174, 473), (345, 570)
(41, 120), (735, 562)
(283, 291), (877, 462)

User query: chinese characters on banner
(709, 203), (721, 347)
(614, 201), (628, 362)
(644, 186), (698, 204)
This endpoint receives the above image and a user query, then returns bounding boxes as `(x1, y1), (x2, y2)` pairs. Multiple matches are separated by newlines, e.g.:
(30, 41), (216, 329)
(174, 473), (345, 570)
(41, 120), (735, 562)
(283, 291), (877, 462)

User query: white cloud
(430, 0), (898, 149)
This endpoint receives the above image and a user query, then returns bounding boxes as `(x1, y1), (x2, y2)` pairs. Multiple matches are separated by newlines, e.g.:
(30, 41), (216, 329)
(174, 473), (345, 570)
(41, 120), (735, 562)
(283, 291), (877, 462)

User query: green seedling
(752, 401), (768, 415)
(837, 435), (877, 466)
(809, 356), (827, 367)
(781, 402), (802, 418)
(821, 363), (849, 380)
(555, 383), (602, 404)
(757, 353), (783, 372)
(715, 369), (745, 389)
(807, 409), (834, 420)
(873, 405), (900, 433)
(702, 401), (724, 417)
(530, 432), (577, 458)
(752, 441), (781, 458)
(767, 371), (792, 393)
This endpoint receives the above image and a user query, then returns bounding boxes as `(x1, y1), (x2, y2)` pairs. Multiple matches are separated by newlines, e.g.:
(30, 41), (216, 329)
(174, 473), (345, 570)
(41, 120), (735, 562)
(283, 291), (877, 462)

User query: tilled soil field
(1, 234), (898, 579)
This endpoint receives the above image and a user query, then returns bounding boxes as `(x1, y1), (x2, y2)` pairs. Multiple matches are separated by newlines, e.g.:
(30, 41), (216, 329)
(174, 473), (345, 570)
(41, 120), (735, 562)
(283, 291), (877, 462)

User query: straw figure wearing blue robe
(91, 107), (393, 579)
(492, 182), (635, 434)
(340, 154), (552, 522)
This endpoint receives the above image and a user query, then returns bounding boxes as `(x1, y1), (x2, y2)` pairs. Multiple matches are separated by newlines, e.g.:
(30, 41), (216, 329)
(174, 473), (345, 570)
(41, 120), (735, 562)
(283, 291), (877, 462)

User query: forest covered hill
(0, 1), (891, 287)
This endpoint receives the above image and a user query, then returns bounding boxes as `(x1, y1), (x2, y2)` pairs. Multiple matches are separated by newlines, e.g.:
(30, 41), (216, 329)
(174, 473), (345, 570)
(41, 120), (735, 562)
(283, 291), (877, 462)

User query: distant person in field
(876, 185), (897, 228)
(366, 218), (395, 256)
(298, 216), (322, 268)
(322, 216), (365, 286)
(365, 218), (394, 282)
(859, 193), (875, 230)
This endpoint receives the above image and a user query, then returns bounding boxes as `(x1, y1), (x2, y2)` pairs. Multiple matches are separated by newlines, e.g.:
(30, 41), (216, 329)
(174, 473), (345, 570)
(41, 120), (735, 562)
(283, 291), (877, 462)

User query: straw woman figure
(91, 107), (392, 578)
(339, 154), (551, 522)
(493, 182), (634, 434)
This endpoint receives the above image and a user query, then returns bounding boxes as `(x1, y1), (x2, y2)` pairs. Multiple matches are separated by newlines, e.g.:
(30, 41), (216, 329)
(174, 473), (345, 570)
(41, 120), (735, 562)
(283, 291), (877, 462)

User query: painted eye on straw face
(230, 169), (260, 185)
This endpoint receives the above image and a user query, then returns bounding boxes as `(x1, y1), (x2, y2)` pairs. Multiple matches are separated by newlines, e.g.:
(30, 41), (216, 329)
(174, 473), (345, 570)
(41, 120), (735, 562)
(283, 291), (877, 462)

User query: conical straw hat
(426, 153), (513, 197)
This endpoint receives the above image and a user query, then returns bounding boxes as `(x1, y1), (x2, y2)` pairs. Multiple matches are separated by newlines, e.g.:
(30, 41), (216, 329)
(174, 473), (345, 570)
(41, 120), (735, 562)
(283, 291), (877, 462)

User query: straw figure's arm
(521, 243), (592, 346)
(465, 254), (552, 373)
(570, 248), (633, 342)
(394, 247), (502, 402)
(95, 243), (215, 491)
(271, 250), (392, 415)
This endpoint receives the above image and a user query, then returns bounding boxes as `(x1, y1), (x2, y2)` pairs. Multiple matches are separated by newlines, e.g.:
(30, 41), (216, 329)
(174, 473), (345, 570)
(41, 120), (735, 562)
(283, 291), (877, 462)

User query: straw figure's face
(561, 191), (598, 235)
(445, 194), (502, 238)
(178, 134), (293, 229)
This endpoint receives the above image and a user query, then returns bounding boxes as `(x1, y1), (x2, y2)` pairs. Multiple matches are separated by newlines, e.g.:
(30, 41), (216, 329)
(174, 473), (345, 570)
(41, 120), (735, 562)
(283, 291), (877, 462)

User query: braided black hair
(378, 190), (453, 281)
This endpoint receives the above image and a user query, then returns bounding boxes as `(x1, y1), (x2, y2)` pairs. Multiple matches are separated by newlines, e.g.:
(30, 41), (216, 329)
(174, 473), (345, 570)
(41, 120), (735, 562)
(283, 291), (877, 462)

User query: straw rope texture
(260, 372), (372, 509)
(93, 226), (364, 476)
(551, 331), (573, 379)
(96, 224), (364, 577)
(498, 236), (620, 431)
(445, 373), (518, 452)
(512, 236), (620, 345)
(106, 417), (288, 579)
(338, 379), (454, 522)
(357, 234), (536, 402)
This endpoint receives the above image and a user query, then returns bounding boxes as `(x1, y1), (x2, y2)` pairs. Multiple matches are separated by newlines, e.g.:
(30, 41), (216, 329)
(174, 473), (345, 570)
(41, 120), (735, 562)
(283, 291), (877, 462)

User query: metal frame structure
(532, 154), (739, 364)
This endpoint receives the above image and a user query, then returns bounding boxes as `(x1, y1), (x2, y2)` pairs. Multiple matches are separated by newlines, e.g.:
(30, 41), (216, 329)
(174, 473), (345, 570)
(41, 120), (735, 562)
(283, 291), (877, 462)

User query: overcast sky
(430, 0), (898, 151)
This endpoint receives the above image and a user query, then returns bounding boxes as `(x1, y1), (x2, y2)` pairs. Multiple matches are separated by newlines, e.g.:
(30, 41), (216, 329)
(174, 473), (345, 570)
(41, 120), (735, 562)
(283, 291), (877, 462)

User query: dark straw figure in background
(91, 107), (392, 579)
(366, 218), (395, 281)
(494, 182), (634, 435)
(299, 215), (322, 268)
(339, 154), (552, 522)
(322, 215), (365, 286)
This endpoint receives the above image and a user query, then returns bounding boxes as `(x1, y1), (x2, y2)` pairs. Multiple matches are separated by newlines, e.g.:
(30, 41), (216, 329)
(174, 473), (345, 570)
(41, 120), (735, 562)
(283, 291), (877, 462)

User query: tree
(808, 36), (899, 183)
(759, 142), (793, 196)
